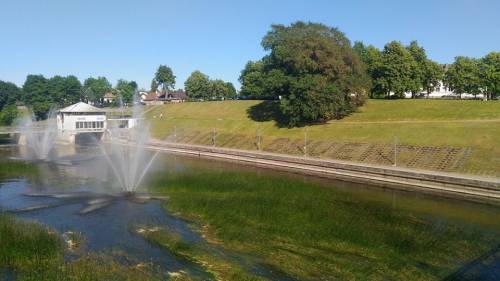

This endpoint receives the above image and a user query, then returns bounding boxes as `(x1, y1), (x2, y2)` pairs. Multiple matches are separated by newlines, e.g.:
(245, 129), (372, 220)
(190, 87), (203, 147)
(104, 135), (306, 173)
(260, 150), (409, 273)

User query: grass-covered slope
(146, 100), (500, 176)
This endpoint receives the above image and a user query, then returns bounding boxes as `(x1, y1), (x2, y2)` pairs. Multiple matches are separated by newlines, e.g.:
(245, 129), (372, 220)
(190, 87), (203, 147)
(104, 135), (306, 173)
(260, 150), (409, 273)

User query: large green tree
(154, 65), (176, 92)
(184, 70), (211, 100)
(406, 41), (427, 97)
(47, 75), (81, 107)
(480, 52), (500, 100)
(0, 80), (20, 125)
(22, 74), (52, 119)
(239, 61), (267, 98)
(422, 60), (444, 97)
(377, 41), (419, 98)
(241, 21), (369, 126)
(115, 79), (137, 104)
(353, 42), (383, 97)
(445, 56), (481, 99)
(224, 82), (237, 99)
(0, 80), (21, 110)
(82, 77), (111, 104)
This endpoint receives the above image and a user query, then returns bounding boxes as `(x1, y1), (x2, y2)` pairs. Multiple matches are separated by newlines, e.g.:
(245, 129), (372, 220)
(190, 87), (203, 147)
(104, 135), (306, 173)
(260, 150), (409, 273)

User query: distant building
(142, 92), (163, 105)
(166, 90), (187, 103)
(56, 102), (107, 143)
(142, 90), (187, 105)
(103, 92), (116, 104)
(400, 81), (485, 99)
(138, 91), (149, 103)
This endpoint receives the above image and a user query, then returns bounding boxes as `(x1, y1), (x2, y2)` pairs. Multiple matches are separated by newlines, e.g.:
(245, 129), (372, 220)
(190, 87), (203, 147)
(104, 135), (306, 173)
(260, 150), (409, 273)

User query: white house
(57, 102), (107, 143)
(395, 81), (485, 99)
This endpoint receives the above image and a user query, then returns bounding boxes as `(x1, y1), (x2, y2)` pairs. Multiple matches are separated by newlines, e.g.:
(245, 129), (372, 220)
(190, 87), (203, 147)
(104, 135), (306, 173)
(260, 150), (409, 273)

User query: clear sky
(1, 0), (499, 90)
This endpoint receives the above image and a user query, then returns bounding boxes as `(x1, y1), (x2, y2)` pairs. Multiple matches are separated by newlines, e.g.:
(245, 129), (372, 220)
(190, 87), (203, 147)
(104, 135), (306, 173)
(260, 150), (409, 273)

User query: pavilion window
(92, 122), (96, 128)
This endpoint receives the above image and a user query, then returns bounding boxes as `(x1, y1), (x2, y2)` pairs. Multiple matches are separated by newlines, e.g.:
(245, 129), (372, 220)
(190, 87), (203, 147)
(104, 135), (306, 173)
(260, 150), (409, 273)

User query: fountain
(97, 94), (161, 195)
(17, 109), (58, 161)
(12, 96), (163, 215)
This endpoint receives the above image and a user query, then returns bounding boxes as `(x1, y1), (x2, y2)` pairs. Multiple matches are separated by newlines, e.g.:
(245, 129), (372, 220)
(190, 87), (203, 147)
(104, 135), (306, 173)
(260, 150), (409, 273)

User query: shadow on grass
(246, 100), (290, 128)
(247, 100), (335, 128)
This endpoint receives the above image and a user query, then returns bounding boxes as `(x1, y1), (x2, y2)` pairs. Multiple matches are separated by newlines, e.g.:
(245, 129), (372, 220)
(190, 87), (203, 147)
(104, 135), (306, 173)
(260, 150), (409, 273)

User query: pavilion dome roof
(59, 102), (103, 113)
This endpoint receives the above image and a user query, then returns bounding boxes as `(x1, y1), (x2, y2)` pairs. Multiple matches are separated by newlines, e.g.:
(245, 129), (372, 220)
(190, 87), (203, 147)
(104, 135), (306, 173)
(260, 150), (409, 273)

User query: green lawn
(146, 99), (500, 176)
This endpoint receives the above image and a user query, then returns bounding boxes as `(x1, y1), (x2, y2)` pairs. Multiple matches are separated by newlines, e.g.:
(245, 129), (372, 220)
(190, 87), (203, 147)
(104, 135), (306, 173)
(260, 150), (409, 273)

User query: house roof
(144, 92), (158, 101)
(59, 102), (103, 113)
(167, 90), (187, 100)
(103, 92), (115, 98)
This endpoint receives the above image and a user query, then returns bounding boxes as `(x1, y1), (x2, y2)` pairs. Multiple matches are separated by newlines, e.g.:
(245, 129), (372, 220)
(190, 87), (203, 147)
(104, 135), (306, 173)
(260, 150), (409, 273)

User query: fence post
(393, 136), (398, 166)
(257, 129), (262, 151)
(212, 127), (216, 147)
(174, 125), (177, 143)
(304, 128), (308, 158)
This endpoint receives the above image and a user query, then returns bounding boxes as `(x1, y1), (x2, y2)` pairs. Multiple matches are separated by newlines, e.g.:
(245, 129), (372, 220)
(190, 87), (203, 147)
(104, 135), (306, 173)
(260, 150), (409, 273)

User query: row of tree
(445, 53), (499, 100)
(240, 21), (499, 126)
(184, 71), (236, 100)
(353, 41), (499, 99)
(150, 65), (236, 100)
(0, 75), (139, 120)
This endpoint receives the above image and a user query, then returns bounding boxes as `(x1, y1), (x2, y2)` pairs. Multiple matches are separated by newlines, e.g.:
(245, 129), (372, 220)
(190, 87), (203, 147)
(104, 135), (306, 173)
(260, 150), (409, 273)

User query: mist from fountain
(98, 94), (161, 193)
(17, 109), (58, 161)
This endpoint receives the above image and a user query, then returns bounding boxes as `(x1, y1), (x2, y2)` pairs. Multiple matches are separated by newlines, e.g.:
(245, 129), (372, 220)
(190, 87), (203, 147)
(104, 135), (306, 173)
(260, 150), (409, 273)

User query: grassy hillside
(146, 100), (500, 176)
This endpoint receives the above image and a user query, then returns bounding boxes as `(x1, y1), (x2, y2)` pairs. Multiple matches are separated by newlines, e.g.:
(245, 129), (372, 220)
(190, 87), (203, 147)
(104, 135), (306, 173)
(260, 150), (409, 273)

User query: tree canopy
(445, 57), (481, 98)
(22, 75), (52, 119)
(480, 52), (500, 99)
(47, 75), (82, 106)
(0, 81), (21, 125)
(82, 77), (112, 104)
(185, 70), (236, 100)
(114, 79), (137, 104)
(241, 21), (369, 126)
(154, 65), (176, 92)
(185, 71), (211, 99)
(0, 80), (20, 110)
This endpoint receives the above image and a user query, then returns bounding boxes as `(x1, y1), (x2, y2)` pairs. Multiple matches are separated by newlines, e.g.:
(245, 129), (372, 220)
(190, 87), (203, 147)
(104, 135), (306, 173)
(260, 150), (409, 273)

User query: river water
(0, 143), (499, 280)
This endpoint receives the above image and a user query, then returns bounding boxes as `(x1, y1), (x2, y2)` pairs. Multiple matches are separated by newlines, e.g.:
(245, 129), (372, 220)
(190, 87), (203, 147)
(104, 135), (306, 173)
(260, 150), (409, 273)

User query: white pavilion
(57, 102), (107, 143)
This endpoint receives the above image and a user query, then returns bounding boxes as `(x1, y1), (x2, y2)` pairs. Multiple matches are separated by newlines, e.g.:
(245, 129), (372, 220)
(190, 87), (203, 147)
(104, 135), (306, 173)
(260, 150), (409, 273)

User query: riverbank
(141, 139), (500, 205)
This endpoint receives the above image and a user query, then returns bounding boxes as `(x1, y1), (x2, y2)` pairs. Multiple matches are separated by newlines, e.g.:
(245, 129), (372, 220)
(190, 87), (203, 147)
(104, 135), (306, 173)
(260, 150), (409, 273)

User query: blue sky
(1, 0), (499, 90)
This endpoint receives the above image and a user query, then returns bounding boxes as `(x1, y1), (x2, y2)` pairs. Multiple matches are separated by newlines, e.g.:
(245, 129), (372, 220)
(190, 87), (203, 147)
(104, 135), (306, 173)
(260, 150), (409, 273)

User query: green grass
(0, 214), (162, 280)
(0, 161), (38, 180)
(146, 99), (500, 176)
(149, 168), (500, 280)
(139, 227), (262, 281)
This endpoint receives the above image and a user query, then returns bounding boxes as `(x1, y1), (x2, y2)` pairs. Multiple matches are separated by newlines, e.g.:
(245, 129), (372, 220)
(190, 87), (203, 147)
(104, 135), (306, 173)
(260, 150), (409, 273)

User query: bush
(0, 105), (18, 125)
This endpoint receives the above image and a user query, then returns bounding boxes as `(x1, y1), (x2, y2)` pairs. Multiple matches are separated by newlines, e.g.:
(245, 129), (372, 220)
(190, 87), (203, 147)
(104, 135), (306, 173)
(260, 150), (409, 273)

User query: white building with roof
(56, 102), (107, 143)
